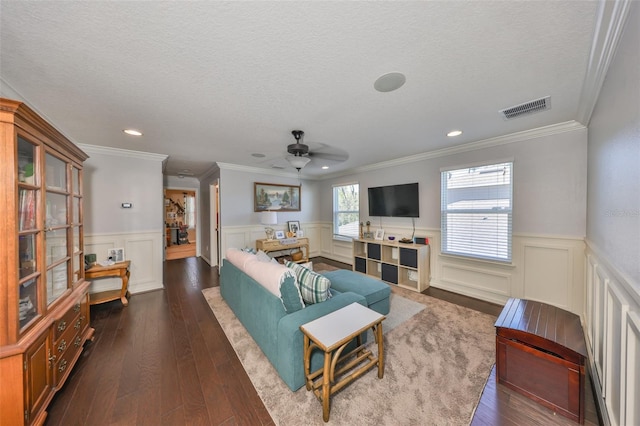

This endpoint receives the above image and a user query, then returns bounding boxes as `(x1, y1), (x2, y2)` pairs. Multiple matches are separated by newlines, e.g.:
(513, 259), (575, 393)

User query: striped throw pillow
(285, 261), (332, 304)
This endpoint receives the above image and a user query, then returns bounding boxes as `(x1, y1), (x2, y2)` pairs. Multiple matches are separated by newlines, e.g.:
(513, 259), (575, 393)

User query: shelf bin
(399, 248), (418, 268)
(367, 243), (381, 260)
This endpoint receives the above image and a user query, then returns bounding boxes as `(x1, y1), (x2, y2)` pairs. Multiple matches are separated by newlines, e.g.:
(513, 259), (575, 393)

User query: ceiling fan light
(286, 155), (311, 169)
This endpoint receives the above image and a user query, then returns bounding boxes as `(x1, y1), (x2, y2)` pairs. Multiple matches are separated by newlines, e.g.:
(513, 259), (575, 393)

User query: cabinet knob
(74, 319), (81, 330)
(57, 320), (66, 332)
(58, 359), (67, 373)
(74, 336), (82, 348)
(73, 303), (81, 313)
(58, 339), (67, 353)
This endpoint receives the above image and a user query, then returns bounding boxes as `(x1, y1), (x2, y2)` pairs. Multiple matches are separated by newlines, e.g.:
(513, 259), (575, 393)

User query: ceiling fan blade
(308, 151), (349, 162)
(307, 142), (349, 163)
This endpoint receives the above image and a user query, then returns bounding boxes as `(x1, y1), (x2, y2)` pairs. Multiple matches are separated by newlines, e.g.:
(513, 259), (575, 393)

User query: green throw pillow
(285, 261), (332, 304)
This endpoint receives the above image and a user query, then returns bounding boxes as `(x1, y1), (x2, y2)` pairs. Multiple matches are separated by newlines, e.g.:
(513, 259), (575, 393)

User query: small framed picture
(296, 230), (304, 237)
(288, 221), (300, 235)
(275, 230), (286, 239)
(107, 248), (125, 263)
(374, 229), (385, 241)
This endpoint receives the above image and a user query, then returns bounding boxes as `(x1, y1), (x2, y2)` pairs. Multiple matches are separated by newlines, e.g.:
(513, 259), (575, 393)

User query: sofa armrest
(275, 292), (367, 391)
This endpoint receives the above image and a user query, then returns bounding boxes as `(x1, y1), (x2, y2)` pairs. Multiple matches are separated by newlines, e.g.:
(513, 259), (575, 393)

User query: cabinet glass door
(17, 137), (41, 329)
(45, 153), (70, 306)
(71, 166), (83, 283)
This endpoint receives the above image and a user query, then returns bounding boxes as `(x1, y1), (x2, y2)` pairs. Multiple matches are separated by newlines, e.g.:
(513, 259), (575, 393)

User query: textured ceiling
(0, 1), (600, 177)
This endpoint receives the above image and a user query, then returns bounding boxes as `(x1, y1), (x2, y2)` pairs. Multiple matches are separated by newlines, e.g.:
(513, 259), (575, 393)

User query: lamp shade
(286, 155), (311, 169)
(260, 211), (277, 225)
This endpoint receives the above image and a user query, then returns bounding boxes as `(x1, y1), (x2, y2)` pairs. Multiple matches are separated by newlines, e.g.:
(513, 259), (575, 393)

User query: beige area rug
(202, 279), (497, 425)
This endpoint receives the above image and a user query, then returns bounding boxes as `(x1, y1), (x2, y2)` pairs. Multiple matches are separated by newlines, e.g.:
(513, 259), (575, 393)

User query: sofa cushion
(241, 254), (305, 313)
(321, 270), (390, 314)
(286, 261), (332, 304)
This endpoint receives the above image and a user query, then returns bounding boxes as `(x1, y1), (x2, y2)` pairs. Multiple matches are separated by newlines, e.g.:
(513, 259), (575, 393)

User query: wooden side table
(86, 260), (131, 306)
(256, 237), (309, 263)
(300, 303), (385, 422)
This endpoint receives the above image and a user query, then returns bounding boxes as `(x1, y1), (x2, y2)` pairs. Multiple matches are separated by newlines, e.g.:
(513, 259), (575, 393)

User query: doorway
(165, 189), (197, 260)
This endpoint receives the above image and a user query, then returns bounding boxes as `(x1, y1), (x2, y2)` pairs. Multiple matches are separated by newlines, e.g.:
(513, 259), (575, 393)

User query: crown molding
(78, 143), (168, 162)
(322, 120), (586, 180)
(577, 0), (633, 125)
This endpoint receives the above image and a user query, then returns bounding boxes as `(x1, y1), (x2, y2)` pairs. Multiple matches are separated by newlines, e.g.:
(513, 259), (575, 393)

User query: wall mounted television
(368, 182), (420, 217)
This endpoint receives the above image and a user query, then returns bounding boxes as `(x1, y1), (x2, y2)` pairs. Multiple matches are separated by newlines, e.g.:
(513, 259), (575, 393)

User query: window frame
(332, 182), (360, 239)
(440, 160), (513, 263)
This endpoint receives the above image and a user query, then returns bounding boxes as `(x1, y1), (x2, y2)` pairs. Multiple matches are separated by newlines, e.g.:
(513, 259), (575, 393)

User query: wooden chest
(495, 298), (587, 424)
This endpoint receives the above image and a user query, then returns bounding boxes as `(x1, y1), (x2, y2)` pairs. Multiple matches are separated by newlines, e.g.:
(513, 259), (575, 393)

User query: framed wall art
(254, 182), (301, 212)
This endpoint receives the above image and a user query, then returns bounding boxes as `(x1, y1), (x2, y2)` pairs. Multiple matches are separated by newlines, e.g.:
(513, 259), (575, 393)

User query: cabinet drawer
(53, 299), (82, 341)
(53, 339), (82, 384)
(54, 319), (79, 357)
(259, 240), (282, 250)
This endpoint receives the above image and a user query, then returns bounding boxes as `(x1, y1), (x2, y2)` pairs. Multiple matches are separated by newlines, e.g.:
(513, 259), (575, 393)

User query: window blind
(441, 162), (513, 262)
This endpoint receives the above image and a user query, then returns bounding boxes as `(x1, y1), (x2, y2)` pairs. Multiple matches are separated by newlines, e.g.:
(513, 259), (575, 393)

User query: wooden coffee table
(300, 302), (385, 422)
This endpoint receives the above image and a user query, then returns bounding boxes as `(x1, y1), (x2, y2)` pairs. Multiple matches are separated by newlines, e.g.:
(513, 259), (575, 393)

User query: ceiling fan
(285, 130), (349, 171)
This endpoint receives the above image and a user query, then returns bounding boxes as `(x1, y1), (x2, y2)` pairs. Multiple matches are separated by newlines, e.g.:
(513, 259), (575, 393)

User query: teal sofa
(219, 254), (390, 391)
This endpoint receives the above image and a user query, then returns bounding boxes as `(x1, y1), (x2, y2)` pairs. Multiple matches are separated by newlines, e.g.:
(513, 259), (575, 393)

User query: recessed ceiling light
(124, 129), (143, 136)
(447, 130), (463, 137)
(252, 153), (266, 158)
(374, 72), (406, 92)
(322, 166), (329, 170)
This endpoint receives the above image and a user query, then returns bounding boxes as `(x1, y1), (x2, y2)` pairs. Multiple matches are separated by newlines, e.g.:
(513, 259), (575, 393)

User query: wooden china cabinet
(0, 98), (94, 425)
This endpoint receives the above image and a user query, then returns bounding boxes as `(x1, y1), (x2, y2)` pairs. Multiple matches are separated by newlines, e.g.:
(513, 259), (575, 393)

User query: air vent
(271, 165), (285, 169)
(500, 96), (551, 120)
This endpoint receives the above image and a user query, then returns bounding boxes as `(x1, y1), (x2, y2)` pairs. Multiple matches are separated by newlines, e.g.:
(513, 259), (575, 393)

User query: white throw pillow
(243, 259), (305, 312)
(226, 248), (257, 271)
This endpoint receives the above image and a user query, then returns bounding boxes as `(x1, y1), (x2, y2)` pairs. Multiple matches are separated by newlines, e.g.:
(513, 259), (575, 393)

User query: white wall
(215, 164), (323, 257)
(316, 125), (588, 313)
(320, 126), (588, 237)
(164, 175), (199, 189)
(584, 2), (639, 425)
(80, 144), (167, 295)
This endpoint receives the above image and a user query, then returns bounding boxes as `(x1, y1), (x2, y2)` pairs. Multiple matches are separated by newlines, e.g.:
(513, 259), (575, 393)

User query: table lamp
(260, 211), (277, 240)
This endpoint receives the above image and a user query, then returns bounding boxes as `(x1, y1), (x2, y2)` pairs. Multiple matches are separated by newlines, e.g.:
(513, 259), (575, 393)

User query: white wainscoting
(314, 224), (586, 314)
(84, 231), (164, 295)
(585, 242), (639, 426)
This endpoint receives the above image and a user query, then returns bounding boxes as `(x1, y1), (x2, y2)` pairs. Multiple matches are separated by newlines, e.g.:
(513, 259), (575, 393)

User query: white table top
(300, 303), (385, 350)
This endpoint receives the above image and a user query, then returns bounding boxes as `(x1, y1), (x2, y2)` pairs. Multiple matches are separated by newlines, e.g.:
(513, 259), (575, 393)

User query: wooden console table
(495, 298), (587, 423)
(256, 237), (309, 263)
(86, 260), (131, 306)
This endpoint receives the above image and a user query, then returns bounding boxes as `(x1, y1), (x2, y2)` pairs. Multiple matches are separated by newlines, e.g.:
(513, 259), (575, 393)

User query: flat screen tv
(368, 182), (419, 217)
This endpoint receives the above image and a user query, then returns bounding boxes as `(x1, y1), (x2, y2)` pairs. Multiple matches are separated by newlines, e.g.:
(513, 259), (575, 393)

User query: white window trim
(441, 161), (513, 263)
(332, 182), (360, 239)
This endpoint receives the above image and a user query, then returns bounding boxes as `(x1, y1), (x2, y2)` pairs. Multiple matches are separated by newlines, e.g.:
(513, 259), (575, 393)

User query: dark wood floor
(46, 256), (601, 425)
